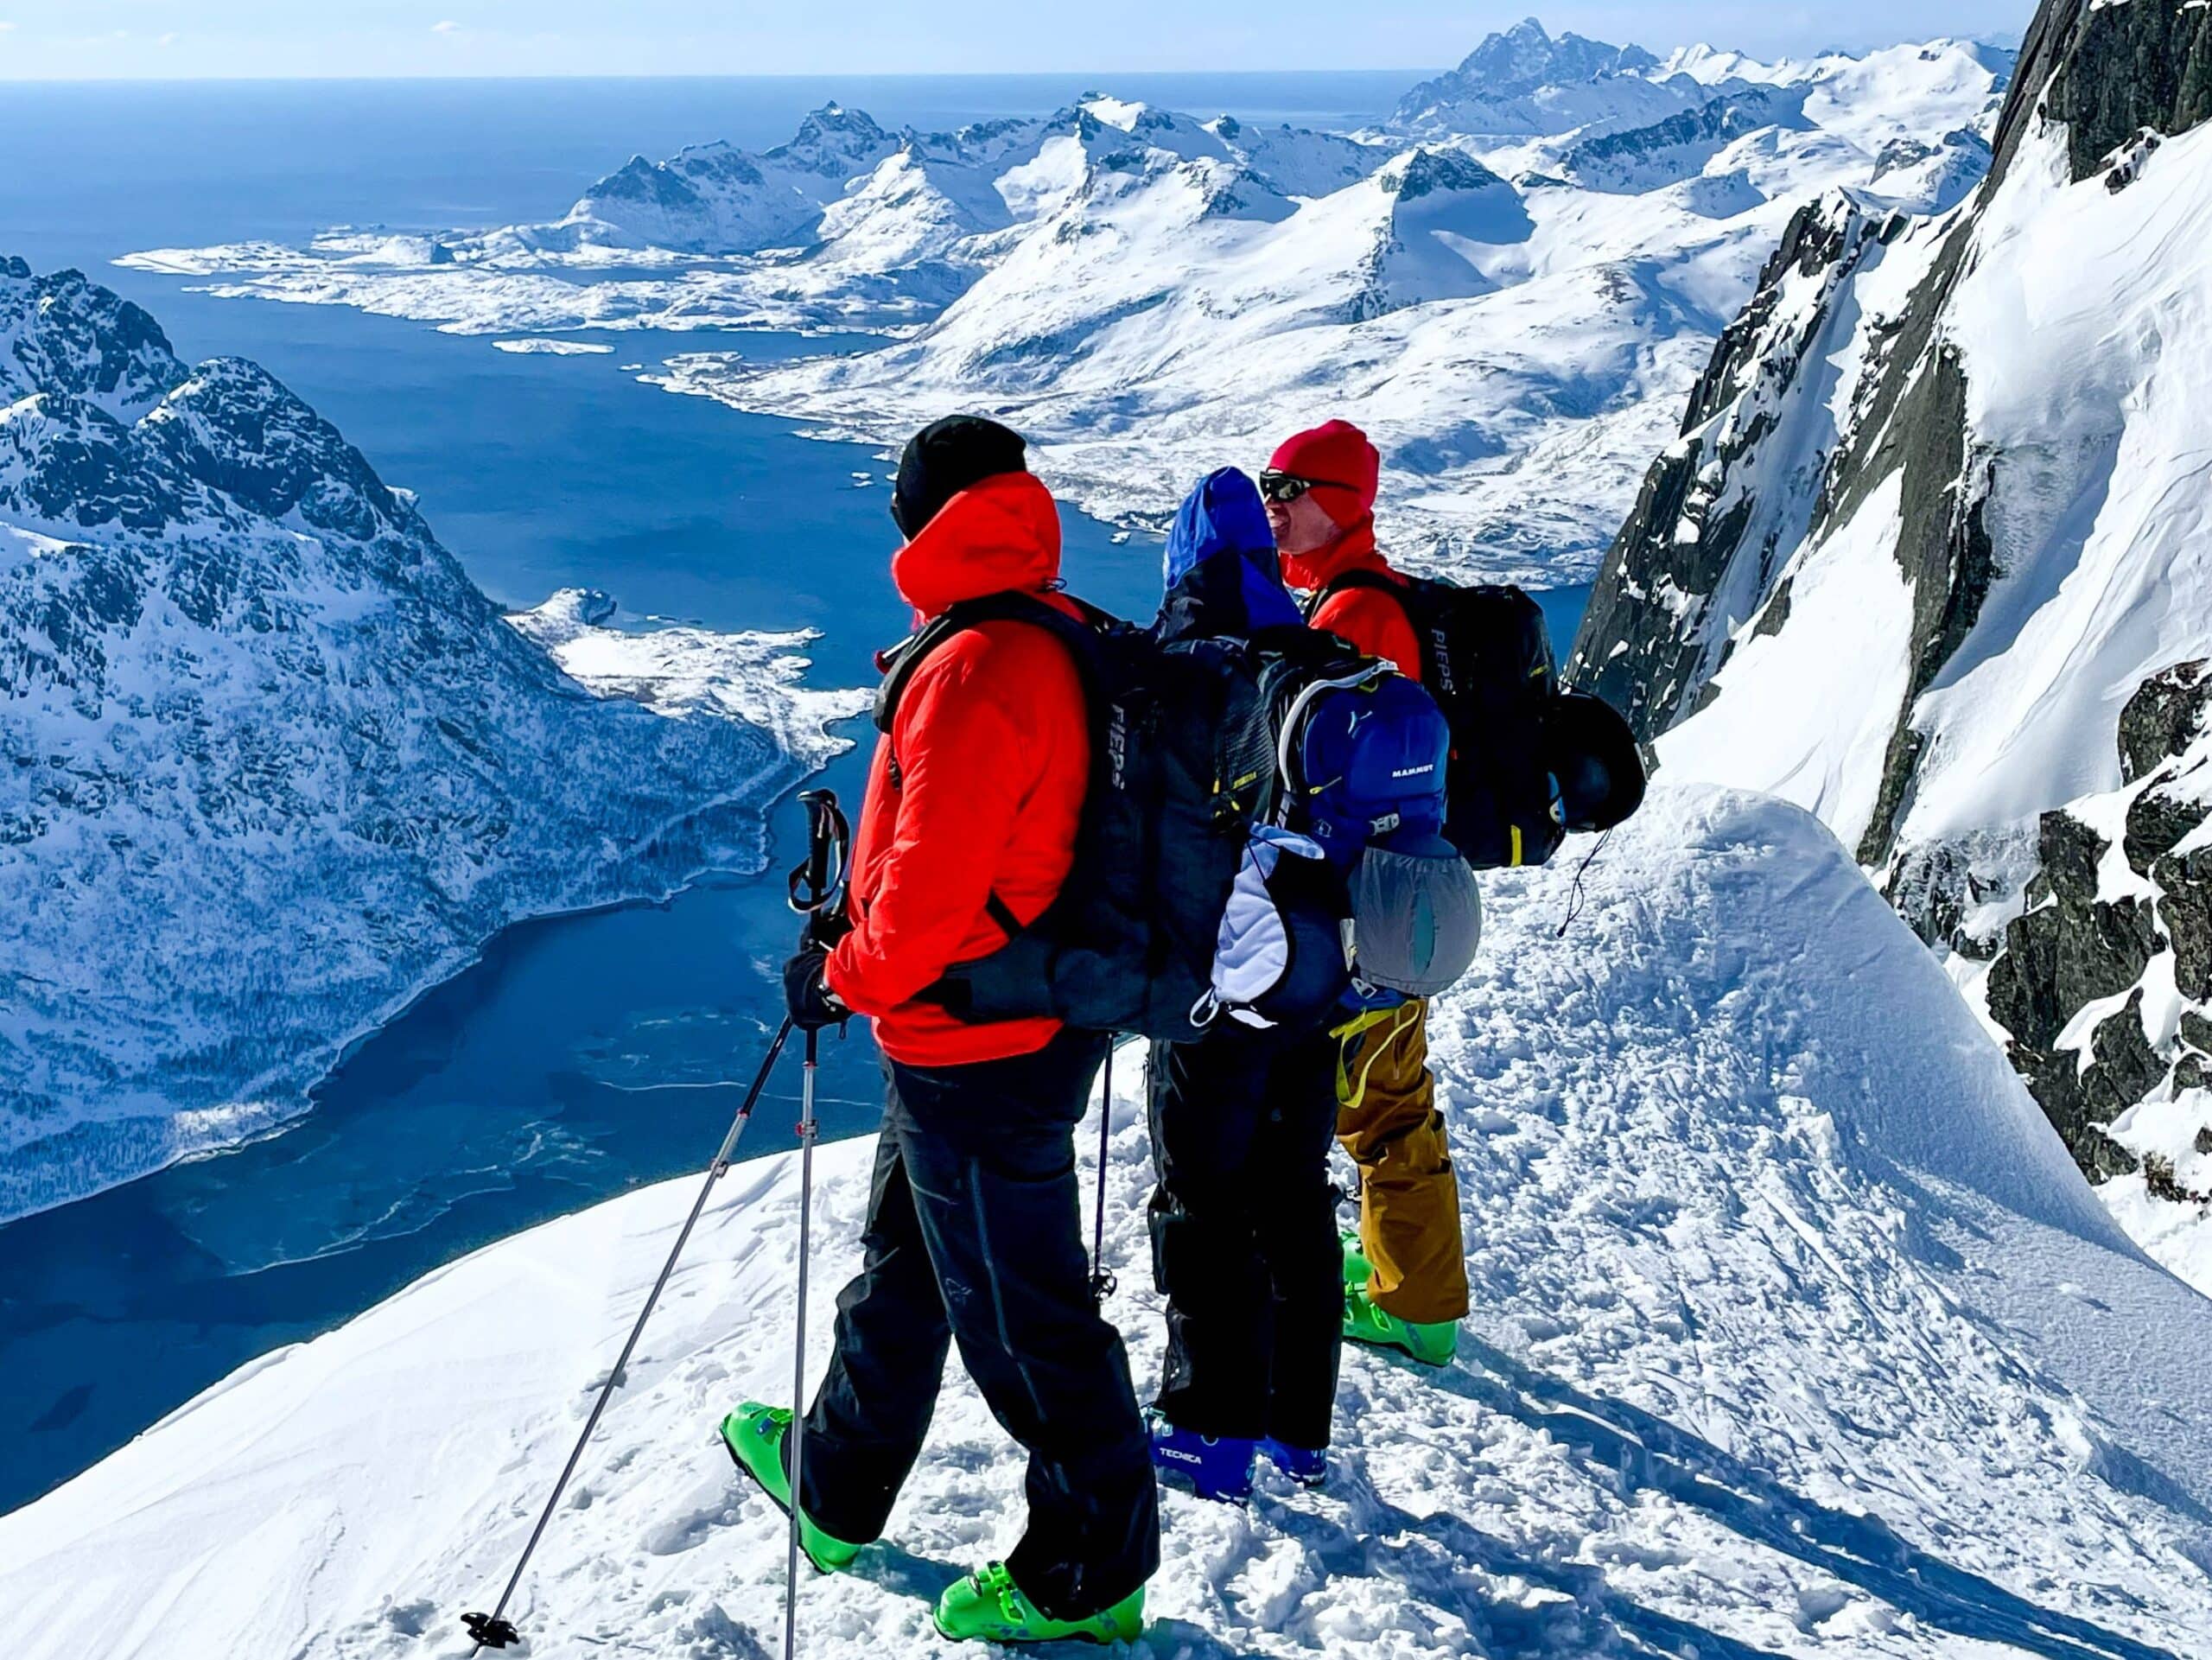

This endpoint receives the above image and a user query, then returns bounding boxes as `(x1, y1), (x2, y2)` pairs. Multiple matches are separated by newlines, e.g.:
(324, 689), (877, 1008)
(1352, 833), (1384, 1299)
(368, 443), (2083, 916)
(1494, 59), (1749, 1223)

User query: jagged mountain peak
(1452, 16), (1660, 89)
(1381, 146), (1510, 200)
(1395, 19), (1694, 135)
(767, 101), (895, 170)
(0, 259), (186, 423)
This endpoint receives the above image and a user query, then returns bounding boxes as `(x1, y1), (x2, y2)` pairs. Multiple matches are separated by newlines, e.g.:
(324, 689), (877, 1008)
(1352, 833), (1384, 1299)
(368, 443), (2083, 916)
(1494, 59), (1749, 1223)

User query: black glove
(784, 945), (848, 1031)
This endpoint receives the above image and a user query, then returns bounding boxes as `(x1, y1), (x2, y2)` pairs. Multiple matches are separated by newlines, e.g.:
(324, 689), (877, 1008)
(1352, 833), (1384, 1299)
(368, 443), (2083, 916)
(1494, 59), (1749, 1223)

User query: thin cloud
(431, 19), (462, 34)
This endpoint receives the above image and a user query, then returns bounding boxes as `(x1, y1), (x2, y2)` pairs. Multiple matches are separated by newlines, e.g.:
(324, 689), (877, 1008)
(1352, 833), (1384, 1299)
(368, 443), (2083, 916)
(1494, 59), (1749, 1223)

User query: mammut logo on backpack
(1389, 764), (1434, 779)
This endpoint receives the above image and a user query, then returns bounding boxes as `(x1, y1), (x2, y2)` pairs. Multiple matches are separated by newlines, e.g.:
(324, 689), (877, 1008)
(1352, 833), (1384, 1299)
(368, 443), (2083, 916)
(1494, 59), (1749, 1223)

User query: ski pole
(784, 788), (849, 1660)
(461, 1014), (797, 1655)
(1087, 1040), (1117, 1304)
(785, 1028), (820, 1660)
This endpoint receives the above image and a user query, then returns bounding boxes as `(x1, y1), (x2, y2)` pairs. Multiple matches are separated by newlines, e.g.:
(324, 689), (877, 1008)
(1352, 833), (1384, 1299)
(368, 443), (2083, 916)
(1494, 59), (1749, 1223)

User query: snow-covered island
(0, 259), (863, 1223)
(119, 22), (2014, 585)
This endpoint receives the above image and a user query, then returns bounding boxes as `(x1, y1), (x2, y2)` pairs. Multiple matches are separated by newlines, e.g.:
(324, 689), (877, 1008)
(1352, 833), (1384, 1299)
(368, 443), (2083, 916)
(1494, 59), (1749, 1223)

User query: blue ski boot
(1147, 1409), (1255, 1504)
(1261, 1438), (1327, 1487)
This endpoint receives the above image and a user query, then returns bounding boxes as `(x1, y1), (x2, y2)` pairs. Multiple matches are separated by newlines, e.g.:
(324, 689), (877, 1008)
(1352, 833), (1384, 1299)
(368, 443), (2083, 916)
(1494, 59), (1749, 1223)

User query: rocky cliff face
(0, 260), (838, 1221)
(1568, 0), (2212, 1219)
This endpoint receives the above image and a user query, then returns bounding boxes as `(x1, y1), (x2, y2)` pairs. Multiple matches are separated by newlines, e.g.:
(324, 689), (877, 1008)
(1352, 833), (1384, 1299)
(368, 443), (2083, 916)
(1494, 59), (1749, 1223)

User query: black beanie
(892, 416), (1028, 538)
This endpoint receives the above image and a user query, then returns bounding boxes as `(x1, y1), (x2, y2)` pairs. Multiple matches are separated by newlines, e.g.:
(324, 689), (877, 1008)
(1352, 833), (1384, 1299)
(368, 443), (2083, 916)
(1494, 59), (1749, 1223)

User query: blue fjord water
(0, 76), (1586, 1514)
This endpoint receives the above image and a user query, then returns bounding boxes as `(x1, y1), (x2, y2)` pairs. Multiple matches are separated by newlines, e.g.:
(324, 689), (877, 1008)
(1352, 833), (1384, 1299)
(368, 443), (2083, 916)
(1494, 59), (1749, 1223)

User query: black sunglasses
(1259, 471), (1345, 505)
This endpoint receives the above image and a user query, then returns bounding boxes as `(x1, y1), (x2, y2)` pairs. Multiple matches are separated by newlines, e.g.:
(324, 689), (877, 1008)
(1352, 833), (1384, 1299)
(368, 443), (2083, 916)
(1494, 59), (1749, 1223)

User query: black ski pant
(797, 1026), (1159, 1620)
(1147, 1017), (1343, 1450)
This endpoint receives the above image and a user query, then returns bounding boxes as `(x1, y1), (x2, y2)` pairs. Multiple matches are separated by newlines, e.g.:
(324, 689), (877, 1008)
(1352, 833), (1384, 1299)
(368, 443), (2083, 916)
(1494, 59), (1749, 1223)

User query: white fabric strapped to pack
(1189, 825), (1332, 1031)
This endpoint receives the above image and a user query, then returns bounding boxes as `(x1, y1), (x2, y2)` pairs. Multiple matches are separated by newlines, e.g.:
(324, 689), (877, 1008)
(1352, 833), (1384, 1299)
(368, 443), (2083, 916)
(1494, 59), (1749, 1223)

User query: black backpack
(874, 590), (1376, 1041)
(1311, 570), (1565, 869)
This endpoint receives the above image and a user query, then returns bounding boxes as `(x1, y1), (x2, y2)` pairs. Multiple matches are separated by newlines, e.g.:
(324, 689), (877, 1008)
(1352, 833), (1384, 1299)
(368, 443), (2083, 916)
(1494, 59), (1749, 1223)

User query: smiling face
(1265, 488), (1340, 557)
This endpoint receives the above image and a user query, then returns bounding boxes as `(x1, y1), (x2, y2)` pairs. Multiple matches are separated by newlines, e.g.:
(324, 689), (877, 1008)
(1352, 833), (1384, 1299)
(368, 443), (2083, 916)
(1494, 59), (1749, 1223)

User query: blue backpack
(1290, 672), (1452, 863)
(1286, 671), (1483, 1002)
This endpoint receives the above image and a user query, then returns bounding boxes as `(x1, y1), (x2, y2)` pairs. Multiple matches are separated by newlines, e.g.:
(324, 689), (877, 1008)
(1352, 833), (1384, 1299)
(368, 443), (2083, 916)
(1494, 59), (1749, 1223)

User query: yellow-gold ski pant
(1333, 1001), (1470, 1324)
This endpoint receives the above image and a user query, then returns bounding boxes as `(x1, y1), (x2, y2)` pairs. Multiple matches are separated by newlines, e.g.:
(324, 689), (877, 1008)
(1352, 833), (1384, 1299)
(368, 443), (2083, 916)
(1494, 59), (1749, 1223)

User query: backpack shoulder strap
(874, 589), (1108, 945)
(1300, 566), (1424, 628)
(874, 589), (1101, 736)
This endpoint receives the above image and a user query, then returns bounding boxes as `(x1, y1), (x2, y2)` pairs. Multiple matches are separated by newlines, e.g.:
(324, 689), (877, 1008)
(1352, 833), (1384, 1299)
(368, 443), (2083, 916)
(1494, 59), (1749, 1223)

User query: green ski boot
(717, 1403), (864, 1572)
(1343, 1283), (1459, 1367)
(931, 1562), (1144, 1645)
(1341, 1228), (1372, 1290)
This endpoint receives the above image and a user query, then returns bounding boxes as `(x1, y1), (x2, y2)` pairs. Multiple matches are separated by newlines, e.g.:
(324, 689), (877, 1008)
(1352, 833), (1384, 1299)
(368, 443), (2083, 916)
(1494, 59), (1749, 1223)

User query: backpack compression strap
(872, 588), (1103, 942)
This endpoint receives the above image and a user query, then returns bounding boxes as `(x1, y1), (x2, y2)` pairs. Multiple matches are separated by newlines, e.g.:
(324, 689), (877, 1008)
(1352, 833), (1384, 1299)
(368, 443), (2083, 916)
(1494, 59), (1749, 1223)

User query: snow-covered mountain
(0, 259), (858, 1224)
(1568, 0), (2212, 1282)
(120, 31), (2012, 586)
(1391, 17), (1682, 137)
(650, 44), (2007, 583)
(9, 785), (2212, 1656)
(571, 104), (907, 253)
(121, 95), (1391, 335)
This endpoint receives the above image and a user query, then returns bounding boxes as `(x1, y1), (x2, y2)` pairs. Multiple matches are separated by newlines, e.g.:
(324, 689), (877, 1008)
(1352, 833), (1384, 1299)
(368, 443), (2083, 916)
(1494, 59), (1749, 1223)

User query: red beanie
(1269, 420), (1379, 528)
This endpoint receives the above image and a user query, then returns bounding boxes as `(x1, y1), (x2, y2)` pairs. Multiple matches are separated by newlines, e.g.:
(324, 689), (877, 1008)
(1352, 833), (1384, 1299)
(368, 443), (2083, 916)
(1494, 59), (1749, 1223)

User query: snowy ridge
(1568, 0), (2212, 1282)
(0, 261), (857, 1222)
(4, 787), (2209, 1657)
(119, 32), (2009, 586)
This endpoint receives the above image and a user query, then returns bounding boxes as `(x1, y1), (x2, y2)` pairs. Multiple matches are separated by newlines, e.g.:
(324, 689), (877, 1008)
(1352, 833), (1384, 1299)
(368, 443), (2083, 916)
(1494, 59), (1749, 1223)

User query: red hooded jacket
(1269, 420), (1422, 673)
(822, 472), (1090, 1067)
(1280, 522), (1422, 675)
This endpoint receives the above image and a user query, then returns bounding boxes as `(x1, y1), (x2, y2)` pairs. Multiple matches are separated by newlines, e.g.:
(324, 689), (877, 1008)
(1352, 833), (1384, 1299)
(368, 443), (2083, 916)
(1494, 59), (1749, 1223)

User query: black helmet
(1544, 691), (1647, 833)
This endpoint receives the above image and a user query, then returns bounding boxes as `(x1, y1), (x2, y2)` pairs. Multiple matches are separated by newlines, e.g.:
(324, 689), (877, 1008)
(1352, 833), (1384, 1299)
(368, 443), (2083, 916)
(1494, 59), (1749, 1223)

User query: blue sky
(0, 3), (2031, 80)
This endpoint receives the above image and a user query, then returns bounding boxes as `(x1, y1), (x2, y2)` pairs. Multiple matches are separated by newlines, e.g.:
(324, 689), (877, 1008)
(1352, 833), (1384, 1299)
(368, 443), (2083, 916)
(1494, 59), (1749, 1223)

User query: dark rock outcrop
(1567, 197), (1885, 735)
(1569, 0), (2212, 1187)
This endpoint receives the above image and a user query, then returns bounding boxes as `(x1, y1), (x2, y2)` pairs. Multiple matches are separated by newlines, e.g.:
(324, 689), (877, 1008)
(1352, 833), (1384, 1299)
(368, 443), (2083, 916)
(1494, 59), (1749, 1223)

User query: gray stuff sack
(1347, 844), (1482, 997)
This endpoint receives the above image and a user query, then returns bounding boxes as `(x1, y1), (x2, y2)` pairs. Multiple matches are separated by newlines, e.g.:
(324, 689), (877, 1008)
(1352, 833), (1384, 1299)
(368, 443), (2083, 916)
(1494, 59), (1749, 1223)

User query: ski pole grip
(790, 788), (847, 914)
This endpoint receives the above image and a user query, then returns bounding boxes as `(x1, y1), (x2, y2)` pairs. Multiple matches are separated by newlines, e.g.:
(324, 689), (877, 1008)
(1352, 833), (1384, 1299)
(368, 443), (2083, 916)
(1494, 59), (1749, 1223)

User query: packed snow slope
(1567, 0), (2212, 1283)
(122, 24), (2012, 585)
(0, 259), (858, 1223)
(8, 786), (2212, 1660)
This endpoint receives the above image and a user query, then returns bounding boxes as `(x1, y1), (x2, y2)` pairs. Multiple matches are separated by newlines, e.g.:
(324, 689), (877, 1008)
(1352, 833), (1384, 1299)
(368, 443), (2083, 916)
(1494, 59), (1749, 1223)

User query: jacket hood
(1154, 467), (1303, 641)
(891, 471), (1064, 618)
(1278, 516), (1386, 595)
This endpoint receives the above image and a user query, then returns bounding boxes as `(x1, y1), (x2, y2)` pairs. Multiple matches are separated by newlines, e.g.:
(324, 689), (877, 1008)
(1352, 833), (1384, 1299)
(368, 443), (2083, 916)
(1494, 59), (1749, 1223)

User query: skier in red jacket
(1263, 418), (1472, 1368)
(723, 417), (1157, 1646)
